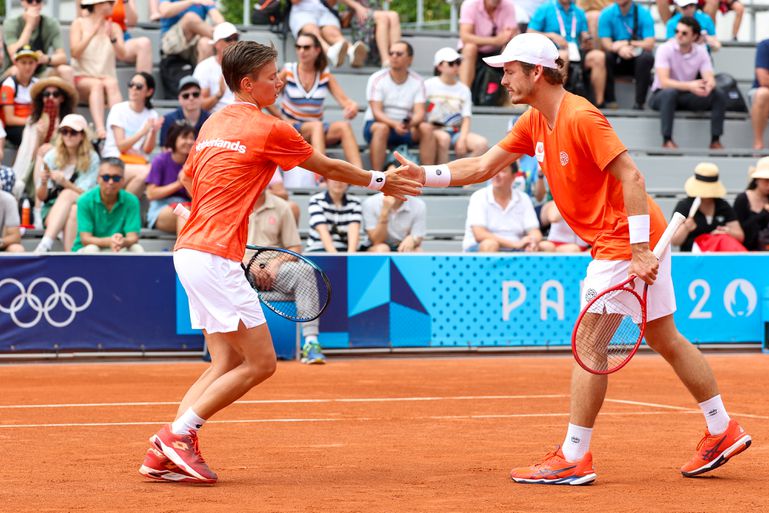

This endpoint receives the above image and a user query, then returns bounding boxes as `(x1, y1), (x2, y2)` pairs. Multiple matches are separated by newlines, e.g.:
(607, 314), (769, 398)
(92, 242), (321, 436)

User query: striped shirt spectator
(305, 180), (362, 253)
(280, 62), (331, 122)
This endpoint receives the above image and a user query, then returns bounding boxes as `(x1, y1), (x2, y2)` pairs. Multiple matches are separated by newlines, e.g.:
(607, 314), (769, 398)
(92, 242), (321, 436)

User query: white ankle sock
(171, 408), (206, 435)
(37, 236), (54, 250)
(698, 395), (730, 435)
(561, 423), (593, 462)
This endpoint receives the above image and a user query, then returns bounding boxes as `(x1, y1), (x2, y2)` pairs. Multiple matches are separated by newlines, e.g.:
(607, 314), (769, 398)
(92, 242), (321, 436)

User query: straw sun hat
(684, 162), (727, 199)
(748, 157), (769, 180)
(30, 76), (79, 105)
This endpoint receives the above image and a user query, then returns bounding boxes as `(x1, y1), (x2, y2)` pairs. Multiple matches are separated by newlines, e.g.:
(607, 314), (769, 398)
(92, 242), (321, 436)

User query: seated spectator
(750, 38), (769, 150)
(457, 0), (518, 90)
(655, 0), (718, 23)
(649, 17), (727, 149)
(246, 190), (325, 364)
(2, 0), (73, 83)
(343, 0), (401, 67)
(733, 157), (769, 251)
(11, 76), (77, 198)
(145, 123), (194, 234)
(33, 114), (99, 253)
(462, 165), (543, 252)
(515, 0), (549, 32)
(70, 0), (128, 140)
(665, 0), (720, 52)
(671, 162), (744, 251)
(76, 0), (153, 73)
(193, 22), (237, 112)
(362, 192), (426, 253)
(598, 0), (655, 110)
(0, 189), (24, 252)
(424, 47), (489, 163)
(578, 0), (612, 45)
(701, 0), (743, 41)
(101, 72), (162, 198)
(305, 179), (362, 253)
(529, 0), (607, 107)
(266, 169), (301, 223)
(72, 157), (144, 253)
(289, 0), (368, 68)
(159, 0), (224, 65)
(1, 46), (39, 146)
(363, 41), (434, 171)
(0, 121), (5, 163)
(159, 75), (210, 147)
(268, 32), (363, 168)
(538, 200), (589, 252)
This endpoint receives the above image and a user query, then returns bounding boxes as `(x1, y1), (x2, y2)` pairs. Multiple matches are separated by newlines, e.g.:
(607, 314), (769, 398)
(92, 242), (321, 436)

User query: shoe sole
(333, 42), (349, 67)
(350, 44), (367, 67)
(512, 473), (597, 486)
(150, 434), (218, 484)
(138, 464), (204, 483)
(682, 434), (752, 477)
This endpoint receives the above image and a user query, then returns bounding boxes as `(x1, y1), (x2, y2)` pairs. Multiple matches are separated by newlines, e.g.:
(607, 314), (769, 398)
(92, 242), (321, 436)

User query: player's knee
(243, 357), (277, 385)
(370, 122), (389, 138)
(755, 87), (769, 106)
(462, 43), (478, 57)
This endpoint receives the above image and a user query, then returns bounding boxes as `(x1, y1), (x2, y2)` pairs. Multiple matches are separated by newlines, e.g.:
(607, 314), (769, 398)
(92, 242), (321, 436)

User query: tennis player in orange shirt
(138, 41), (422, 484)
(395, 33), (751, 485)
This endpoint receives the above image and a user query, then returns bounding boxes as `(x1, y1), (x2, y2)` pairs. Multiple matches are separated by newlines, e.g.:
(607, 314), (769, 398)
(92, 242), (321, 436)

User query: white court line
(0, 394), (569, 410)
(0, 410), (695, 429)
(605, 399), (769, 420)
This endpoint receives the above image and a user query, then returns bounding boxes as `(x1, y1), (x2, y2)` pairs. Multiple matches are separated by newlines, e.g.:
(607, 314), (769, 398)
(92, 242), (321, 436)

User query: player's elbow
(625, 167), (646, 191)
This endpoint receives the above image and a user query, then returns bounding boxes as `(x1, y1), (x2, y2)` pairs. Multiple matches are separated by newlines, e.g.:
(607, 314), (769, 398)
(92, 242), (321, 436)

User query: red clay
(0, 353), (766, 512)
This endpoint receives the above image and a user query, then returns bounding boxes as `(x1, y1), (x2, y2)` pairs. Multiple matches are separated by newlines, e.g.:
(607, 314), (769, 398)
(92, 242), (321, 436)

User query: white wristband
(423, 165), (451, 187)
(628, 214), (650, 244)
(367, 170), (386, 191)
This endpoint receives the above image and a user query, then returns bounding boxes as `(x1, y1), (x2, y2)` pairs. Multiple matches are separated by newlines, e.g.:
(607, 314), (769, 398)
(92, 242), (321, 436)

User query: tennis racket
(571, 212), (686, 375)
(173, 204), (332, 322)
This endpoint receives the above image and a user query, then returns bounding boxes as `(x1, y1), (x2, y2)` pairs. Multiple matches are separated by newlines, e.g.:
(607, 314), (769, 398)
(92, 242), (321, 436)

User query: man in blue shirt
(665, 0), (721, 52)
(160, 75), (211, 147)
(529, 0), (607, 107)
(159, 0), (225, 63)
(751, 39), (769, 150)
(598, 0), (655, 109)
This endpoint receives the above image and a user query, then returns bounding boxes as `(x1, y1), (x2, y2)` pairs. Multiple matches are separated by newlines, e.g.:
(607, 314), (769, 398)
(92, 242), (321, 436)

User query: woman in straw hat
(733, 157), (769, 251)
(671, 162), (744, 251)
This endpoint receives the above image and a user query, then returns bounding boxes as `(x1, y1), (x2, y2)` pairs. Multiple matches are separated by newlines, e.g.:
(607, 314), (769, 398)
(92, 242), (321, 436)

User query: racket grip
(173, 204), (191, 220)
(652, 212), (685, 258)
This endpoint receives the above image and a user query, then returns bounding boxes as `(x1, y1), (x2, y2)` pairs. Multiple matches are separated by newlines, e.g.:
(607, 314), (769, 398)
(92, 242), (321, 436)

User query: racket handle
(652, 212), (685, 258)
(173, 204), (191, 220)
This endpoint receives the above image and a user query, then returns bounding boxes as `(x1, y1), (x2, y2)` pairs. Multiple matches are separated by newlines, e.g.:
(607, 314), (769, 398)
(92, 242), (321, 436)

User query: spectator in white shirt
(193, 22), (238, 112)
(463, 165), (543, 252)
(424, 47), (488, 164)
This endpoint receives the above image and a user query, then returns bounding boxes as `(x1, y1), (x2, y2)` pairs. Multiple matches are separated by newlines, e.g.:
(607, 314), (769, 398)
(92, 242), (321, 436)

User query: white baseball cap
(211, 22), (238, 44)
(674, 0), (697, 6)
(483, 33), (559, 69)
(433, 47), (461, 67)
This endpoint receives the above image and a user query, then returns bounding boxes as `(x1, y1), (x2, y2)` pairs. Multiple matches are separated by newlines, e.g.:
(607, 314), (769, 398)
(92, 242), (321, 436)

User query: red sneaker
(139, 446), (201, 483)
(510, 447), (596, 485)
(150, 425), (218, 483)
(681, 419), (751, 477)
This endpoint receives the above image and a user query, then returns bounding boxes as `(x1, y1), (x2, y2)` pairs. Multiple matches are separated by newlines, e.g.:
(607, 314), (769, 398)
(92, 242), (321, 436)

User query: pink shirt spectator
(651, 39), (713, 91)
(458, 0), (518, 54)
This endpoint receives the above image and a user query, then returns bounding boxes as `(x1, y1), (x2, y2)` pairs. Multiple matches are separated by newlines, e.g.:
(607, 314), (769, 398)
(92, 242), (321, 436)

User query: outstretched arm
(393, 145), (521, 186)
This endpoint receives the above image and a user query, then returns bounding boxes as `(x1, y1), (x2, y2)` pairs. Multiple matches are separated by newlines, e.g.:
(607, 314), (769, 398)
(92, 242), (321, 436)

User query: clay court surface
(1, 353), (767, 513)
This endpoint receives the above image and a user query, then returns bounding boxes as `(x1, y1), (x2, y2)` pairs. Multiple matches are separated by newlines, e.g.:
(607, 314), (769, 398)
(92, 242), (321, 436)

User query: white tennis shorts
(174, 248), (266, 334)
(580, 247), (676, 322)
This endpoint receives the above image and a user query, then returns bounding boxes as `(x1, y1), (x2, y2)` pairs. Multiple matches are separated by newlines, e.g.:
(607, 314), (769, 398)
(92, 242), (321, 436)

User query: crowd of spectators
(0, 0), (768, 259)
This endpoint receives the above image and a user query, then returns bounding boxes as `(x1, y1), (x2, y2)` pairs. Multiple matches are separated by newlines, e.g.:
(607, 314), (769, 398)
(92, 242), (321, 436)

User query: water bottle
(21, 198), (33, 229)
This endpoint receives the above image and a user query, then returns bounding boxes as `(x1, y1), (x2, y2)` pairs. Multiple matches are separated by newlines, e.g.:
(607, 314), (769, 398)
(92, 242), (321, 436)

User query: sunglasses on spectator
(389, 50), (407, 57)
(59, 128), (82, 136)
(443, 59), (461, 67)
(675, 29), (692, 36)
(295, 44), (315, 51)
(100, 174), (123, 183)
(223, 35), (239, 43)
(42, 90), (62, 99)
(26, 0), (43, 4)
(127, 81), (145, 90)
(180, 91), (201, 100)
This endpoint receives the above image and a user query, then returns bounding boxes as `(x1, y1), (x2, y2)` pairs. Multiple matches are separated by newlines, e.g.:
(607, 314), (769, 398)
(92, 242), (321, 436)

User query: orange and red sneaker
(681, 419), (751, 477)
(150, 425), (218, 484)
(139, 446), (201, 483)
(510, 447), (597, 485)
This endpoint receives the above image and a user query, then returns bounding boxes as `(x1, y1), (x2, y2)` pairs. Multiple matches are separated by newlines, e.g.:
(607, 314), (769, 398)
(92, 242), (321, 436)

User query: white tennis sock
(699, 395), (730, 435)
(171, 408), (206, 436)
(561, 423), (593, 462)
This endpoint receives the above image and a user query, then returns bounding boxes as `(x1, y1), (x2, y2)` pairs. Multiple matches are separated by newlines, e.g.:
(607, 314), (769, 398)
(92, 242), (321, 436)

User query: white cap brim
(482, 53), (557, 69)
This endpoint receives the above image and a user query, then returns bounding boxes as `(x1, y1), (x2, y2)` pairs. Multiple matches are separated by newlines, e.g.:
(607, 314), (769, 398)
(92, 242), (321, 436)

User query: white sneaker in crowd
(326, 40), (349, 68)
(348, 41), (368, 68)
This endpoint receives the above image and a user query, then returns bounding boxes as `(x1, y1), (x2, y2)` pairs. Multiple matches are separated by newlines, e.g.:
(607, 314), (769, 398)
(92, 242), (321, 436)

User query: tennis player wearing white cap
(394, 32), (751, 485)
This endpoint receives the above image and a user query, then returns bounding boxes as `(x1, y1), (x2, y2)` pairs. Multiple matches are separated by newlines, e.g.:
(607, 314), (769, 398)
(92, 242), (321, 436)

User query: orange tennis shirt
(175, 102), (314, 262)
(498, 93), (666, 261)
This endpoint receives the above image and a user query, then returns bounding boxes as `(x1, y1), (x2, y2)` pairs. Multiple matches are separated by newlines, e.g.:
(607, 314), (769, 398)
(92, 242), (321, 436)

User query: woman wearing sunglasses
(33, 114), (100, 253)
(70, 0), (128, 140)
(101, 71), (162, 199)
(267, 32), (363, 170)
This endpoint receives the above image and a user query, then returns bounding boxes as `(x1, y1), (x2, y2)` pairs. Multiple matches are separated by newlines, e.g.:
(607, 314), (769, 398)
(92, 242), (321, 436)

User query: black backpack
(715, 72), (748, 112)
(472, 64), (505, 106)
(159, 54), (194, 99)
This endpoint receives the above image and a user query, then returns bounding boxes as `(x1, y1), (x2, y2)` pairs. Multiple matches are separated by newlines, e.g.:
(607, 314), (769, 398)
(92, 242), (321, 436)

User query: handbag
(715, 73), (748, 112)
(692, 233), (748, 252)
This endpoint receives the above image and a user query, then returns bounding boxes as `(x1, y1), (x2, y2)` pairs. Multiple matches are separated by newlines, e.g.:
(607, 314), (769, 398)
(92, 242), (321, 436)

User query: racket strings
(575, 288), (643, 372)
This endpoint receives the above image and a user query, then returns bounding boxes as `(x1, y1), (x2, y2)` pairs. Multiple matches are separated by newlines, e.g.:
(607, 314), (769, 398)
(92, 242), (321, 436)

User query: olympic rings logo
(0, 277), (93, 328)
